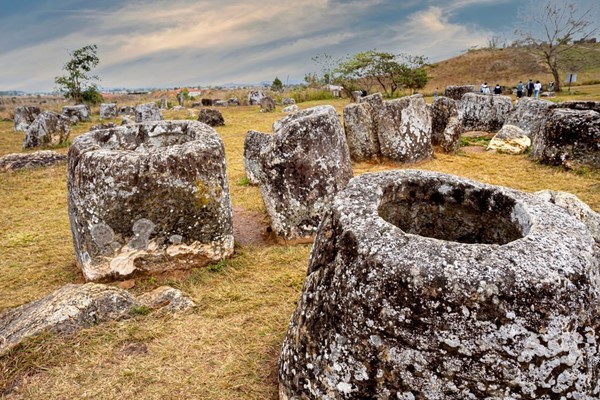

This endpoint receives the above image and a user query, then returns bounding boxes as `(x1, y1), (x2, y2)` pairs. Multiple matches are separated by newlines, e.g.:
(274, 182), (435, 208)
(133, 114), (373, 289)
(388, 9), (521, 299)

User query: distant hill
(425, 43), (600, 91)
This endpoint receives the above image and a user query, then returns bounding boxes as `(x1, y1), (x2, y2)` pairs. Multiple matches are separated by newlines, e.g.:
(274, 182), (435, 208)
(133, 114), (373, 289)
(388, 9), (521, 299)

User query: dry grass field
(1, 95), (599, 399)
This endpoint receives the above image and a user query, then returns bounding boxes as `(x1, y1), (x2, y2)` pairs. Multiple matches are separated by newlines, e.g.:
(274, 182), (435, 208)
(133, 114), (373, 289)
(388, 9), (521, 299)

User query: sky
(0, 0), (598, 92)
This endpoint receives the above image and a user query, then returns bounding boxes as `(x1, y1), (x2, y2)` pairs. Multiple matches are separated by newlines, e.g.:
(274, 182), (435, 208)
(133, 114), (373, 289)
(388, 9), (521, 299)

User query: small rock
(62, 105), (91, 124)
(487, 125), (531, 154)
(259, 96), (276, 112)
(197, 109), (225, 127)
(247, 90), (265, 105)
(282, 104), (299, 113)
(0, 151), (67, 172)
(137, 286), (195, 314)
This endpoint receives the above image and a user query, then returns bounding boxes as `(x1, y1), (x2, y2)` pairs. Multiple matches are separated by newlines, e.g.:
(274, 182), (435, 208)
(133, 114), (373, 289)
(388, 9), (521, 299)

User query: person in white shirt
(534, 80), (542, 99)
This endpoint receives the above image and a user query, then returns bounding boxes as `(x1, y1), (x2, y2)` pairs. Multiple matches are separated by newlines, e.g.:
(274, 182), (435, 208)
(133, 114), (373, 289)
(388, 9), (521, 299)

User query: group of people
(479, 79), (554, 100)
(479, 82), (503, 95)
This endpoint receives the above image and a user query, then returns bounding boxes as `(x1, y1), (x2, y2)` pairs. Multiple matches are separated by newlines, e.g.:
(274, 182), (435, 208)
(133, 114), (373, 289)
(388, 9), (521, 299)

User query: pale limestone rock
(487, 124), (531, 154)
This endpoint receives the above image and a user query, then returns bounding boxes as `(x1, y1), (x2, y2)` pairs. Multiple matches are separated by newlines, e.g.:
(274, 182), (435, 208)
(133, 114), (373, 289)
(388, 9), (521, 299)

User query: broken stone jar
(279, 169), (600, 399)
(67, 120), (234, 281)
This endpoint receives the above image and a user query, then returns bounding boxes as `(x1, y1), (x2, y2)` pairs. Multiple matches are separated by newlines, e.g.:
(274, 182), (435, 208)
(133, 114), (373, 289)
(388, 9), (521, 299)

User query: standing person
(516, 80), (524, 99)
(434, 88), (439, 98)
(480, 82), (485, 93)
(534, 80), (542, 99)
(494, 84), (502, 95)
(482, 82), (490, 94)
(526, 79), (534, 97)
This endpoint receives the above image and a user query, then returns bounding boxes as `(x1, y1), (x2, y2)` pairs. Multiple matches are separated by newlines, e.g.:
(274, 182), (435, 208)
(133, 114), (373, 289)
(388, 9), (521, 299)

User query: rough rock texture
(0, 283), (194, 356)
(505, 98), (554, 137)
(283, 104), (300, 113)
(13, 106), (41, 132)
(351, 90), (363, 102)
(100, 103), (117, 119)
(159, 97), (167, 110)
(62, 105), (91, 123)
(119, 105), (135, 116)
(459, 93), (513, 132)
(558, 100), (600, 113)
(377, 94), (433, 163)
(358, 92), (384, 109)
(135, 103), (163, 123)
(260, 96), (276, 112)
(256, 106), (353, 241)
(487, 124), (531, 154)
(90, 122), (117, 131)
(23, 111), (71, 149)
(343, 102), (380, 162)
(67, 120), (234, 281)
(213, 100), (227, 107)
(282, 97), (296, 105)
(444, 85), (476, 100)
(197, 108), (225, 127)
(248, 90), (265, 105)
(121, 117), (134, 125)
(0, 151), (67, 172)
(280, 169), (600, 400)
(243, 130), (271, 185)
(228, 98), (240, 106)
(537, 189), (600, 243)
(531, 108), (600, 169)
(439, 116), (463, 154)
(430, 96), (461, 151)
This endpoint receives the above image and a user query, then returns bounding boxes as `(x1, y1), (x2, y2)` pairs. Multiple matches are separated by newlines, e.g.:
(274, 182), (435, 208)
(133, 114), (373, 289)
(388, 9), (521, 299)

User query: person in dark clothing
(516, 81), (524, 98)
(526, 79), (534, 97)
(493, 84), (502, 95)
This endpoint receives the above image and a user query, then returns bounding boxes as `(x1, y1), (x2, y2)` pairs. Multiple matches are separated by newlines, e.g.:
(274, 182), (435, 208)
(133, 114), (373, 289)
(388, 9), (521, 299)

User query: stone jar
(280, 169), (600, 399)
(67, 120), (234, 281)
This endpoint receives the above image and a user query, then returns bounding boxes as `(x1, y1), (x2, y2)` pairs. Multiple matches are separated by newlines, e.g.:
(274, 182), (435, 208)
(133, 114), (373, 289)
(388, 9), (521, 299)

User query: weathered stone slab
(257, 106), (353, 241)
(487, 124), (531, 154)
(247, 90), (265, 105)
(0, 283), (194, 356)
(431, 96), (460, 151)
(459, 92), (512, 132)
(505, 97), (554, 137)
(13, 106), (41, 132)
(439, 115), (463, 154)
(134, 103), (163, 123)
(444, 84), (476, 100)
(280, 169), (600, 399)
(243, 130), (271, 185)
(67, 120), (233, 281)
(62, 105), (91, 123)
(343, 102), (380, 162)
(23, 111), (71, 149)
(377, 94), (433, 163)
(197, 108), (225, 127)
(99, 103), (117, 119)
(531, 108), (600, 169)
(0, 150), (66, 172)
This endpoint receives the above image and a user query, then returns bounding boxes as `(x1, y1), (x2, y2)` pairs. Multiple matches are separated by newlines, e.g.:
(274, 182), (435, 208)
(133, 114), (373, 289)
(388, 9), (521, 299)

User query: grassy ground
(1, 97), (599, 399)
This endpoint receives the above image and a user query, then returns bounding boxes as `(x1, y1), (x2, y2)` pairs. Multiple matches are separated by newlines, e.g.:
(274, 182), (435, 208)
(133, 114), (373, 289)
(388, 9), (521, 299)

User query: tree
(516, 0), (598, 92)
(55, 44), (101, 104)
(334, 51), (429, 96)
(271, 77), (283, 92)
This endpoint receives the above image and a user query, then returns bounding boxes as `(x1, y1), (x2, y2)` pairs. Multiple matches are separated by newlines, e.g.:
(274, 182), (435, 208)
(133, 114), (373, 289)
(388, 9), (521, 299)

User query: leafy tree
(271, 77), (284, 92)
(516, 0), (598, 92)
(54, 44), (101, 104)
(334, 51), (429, 96)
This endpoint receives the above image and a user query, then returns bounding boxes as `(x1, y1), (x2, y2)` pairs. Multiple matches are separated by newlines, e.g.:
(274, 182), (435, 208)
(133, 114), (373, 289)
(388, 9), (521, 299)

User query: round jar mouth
(377, 179), (530, 245)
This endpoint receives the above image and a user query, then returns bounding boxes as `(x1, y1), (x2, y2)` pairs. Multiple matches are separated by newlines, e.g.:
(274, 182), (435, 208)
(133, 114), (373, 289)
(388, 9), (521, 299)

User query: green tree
(54, 44), (101, 104)
(271, 77), (284, 92)
(516, 0), (598, 92)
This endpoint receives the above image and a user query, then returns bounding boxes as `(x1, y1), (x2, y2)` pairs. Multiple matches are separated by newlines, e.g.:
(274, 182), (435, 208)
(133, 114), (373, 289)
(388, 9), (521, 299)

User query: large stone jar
(279, 170), (600, 399)
(67, 120), (234, 281)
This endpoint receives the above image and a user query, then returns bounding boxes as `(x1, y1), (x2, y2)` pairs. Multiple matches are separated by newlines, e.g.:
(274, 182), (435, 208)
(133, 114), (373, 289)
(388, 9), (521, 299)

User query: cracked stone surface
(243, 130), (271, 185)
(0, 150), (66, 172)
(13, 106), (41, 132)
(444, 85), (476, 101)
(134, 103), (163, 123)
(431, 96), (462, 153)
(62, 105), (91, 124)
(505, 98), (554, 137)
(280, 169), (600, 399)
(459, 93), (512, 133)
(487, 124), (531, 155)
(67, 120), (233, 281)
(23, 111), (71, 149)
(100, 103), (117, 119)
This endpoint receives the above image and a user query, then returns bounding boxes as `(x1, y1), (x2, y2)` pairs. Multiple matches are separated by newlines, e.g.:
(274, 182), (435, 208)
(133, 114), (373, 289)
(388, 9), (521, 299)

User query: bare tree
(516, 0), (598, 92)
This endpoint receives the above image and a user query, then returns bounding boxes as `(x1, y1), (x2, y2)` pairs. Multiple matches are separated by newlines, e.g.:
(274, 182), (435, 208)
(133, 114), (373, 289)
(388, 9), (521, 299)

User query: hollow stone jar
(67, 120), (233, 281)
(279, 169), (600, 399)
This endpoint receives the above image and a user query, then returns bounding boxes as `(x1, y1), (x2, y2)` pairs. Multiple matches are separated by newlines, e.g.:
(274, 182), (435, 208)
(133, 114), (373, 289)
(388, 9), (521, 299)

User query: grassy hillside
(425, 43), (600, 91)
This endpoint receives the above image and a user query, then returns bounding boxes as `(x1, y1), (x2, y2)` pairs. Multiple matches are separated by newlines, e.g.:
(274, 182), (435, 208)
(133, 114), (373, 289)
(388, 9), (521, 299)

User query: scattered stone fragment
(227, 98), (240, 106)
(255, 106), (353, 241)
(487, 124), (531, 154)
(197, 109), (225, 127)
(243, 130), (271, 185)
(213, 100), (227, 107)
(13, 106), (41, 132)
(280, 169), (600, 399)
(0, 283), (195, 356)
(62, 105), (91, 123)
(377, 94), (433, 163)
(444, 84), (476, 100)
(67, 120), (233, 281)
(23, 111), (71, 149)
(0, 151), (66, 172)
(282, 104), (299, 113)
(100, 103), (117, 119)
(259, 96), (276, 112)
(536, 189), (600, 242)
(531, 108), (600, 169)
(135, 103), (163, 123)
(282, 97), (296, 105)
(459, 92), (512, 132)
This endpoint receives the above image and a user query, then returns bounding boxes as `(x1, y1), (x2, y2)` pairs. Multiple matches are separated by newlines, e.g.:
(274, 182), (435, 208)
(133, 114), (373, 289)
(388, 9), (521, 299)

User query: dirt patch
(233, 206), (273, 247)
(463, 131), (494, 138)
(462, 146), (487, 153)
